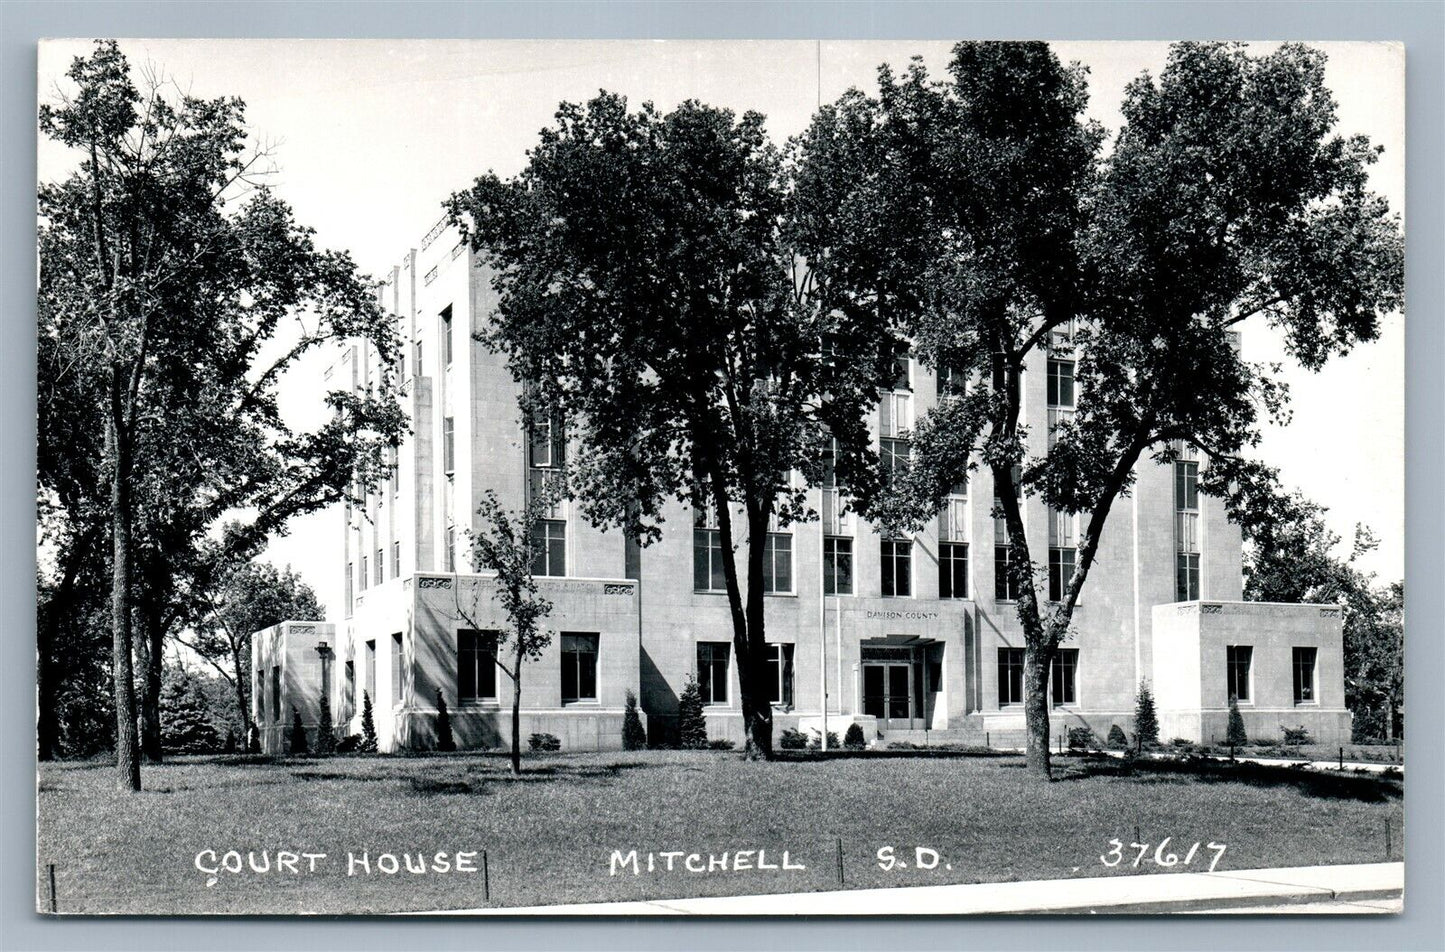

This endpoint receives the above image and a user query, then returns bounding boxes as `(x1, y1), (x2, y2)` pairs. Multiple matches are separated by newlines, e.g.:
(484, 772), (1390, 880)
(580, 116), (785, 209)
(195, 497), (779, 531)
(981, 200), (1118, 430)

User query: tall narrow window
(1292, 647), (1318, 705)
(365, 639), (377, 702)
(1048, 545), (1076, 602)
(1175, 451), (1201, 601)
(271, 666), (281, 722)
(766, 643), (795, 707)
(344, 660), (356, 719)
(391, 633), (404, 707)
(994, 544), (1020, 601)
(693, 505), (725, 592)
(561, 633), (599, 703)
(458, 629), (497, 702)
(824, 536), (853, 595)
(442, 416), (455, 475)
(997, 648), (1025, 706)
(1046, 359), (1075, 407)
(881, 538), (912, 597)
(345, 562), (354, 616)
(1051, 648), (1078, 707)
(1226, 645), (1253, 703)
(445, 525), (456, 573)
(879, 437), (910, 481)
(375, 548), (384, 585)
(392, 540), (401, 579)
(359, 555), (368, 592)
(762, 533), (793, 594)
(529, 519), (567, 577)
(939, 542), (969, 599)
(441, 305), (454, 366)
(937, 363), (965, 398)
(697, 642), (730, 705)
(256, 671), (265, 724)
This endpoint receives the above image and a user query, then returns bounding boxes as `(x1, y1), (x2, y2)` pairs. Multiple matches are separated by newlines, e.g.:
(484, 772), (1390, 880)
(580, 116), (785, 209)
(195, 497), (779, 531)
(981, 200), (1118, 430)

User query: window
(1292, 647), (1318, 705)
(345, 562), (354, 616)
(376, 549), (384, 586)
(441, 305), (454, 366)
(880, 437), (910, 480)
(881, 538), (912, 597)
(561, 633), (599, 703)
(1226, 645), (1253, 703)
(1048, 546), (1076, 602)
(365, 639), (377, 702)
(1051, 648), (1078, 707)
(767, 643), (795, 707)
(256, 671), (265, 723)
(392, 540), (401, 579)
(693, 527), (725, 592)
(442, 416), (455, 474)
(1047, 359), (1075, 408)
(530, 519), (567, 577)
(824, 536), (853, 595)
(528, 409), (566, 470)
(892, 355), (912, 391)
(458, 629), (498, 702)
(939, 542), (969, 599)
(445, 525), (456, 573)
(997, 648), (1025, 706)
(414, 339), (423, 376)
(1176, 553), (1200, 602)
(879, 392), (911, 437)
(1175, 460), (1200, 511)
(697, 642), (730, 705)
(937, 363), (966, 397)
(271, 666), (281, 722)
(359, 555), (368, 592)
(762, 533), (793, 594)
(344, 660), (355, 716)
(391, 632), (404, 707)
(994, 545), (1020, 601)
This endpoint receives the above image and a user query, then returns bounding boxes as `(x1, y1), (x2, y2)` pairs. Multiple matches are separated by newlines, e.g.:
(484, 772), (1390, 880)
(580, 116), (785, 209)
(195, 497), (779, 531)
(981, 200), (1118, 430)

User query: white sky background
(36, 40), (1405, 619)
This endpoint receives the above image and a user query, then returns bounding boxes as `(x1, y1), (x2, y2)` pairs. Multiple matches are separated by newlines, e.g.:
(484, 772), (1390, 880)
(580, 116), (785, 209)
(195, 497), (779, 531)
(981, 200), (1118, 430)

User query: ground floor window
(1048, 546), (1076, 602)
(365, 639), (377, 702)
(693, 528), (725, 592)
(881, 538), (912, 597)
(763, 532), (793, 594)
(344, 660), (355, 718)
(271, 666), (281, 722)
(939, 542), (968, 599)
(256, 671), (265, 723)
(824, 536), (853, 595)
(1177, 552), (1200, 601)
(697, 641), (730, 705)
(1227, 644), (1253, 702)
(391, 633), (404, 707)
(1050, 648), (1078, 707)
(458, 629), (498, 702)
(766, 643), (795, 708)
(997, 647), (1024, 706)
(995, 545), (1020, 601)
(561, 633), (599, 703)
(1292, 646), (1317, 704)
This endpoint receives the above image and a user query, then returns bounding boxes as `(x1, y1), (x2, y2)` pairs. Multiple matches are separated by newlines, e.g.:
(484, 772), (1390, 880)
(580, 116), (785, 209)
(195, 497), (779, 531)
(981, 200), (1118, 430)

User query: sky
(36, 39), (1406, 619)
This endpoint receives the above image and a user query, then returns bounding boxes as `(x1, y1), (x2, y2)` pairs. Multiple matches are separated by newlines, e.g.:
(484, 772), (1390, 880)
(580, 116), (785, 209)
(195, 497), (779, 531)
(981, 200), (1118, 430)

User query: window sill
(457, 700), (501, 708)
(562, 699), (600, 707)
(1294, 701), (1319, 707)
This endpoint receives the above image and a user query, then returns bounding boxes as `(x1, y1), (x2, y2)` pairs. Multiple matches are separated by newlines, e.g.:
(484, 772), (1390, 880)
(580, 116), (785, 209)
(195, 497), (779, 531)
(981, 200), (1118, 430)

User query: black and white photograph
(32, 30), (1412, 919)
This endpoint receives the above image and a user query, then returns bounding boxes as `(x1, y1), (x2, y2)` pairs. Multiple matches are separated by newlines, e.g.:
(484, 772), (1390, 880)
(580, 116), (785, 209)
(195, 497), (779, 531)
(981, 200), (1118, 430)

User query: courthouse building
(253, 219), (1353, 752)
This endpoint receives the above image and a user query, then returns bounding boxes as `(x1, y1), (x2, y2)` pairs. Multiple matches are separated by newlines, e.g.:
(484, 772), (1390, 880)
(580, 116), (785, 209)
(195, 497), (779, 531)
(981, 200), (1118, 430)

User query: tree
(793, 41), (1402, 777)
(447, 95), (899, 759)
(359, 691), (378, 752)
(435, 689), (457, 752)
(180, 557), (323, 743)
(1134, 680), (1160, 751)
(1226, 695), (1248, 747)
(38, 42), (406, 787)
(622, 689), (647, 751)
(288, 706), (309, 754)
(677, 676), (708, 750)
(159, 668), (220, 754)
(316, 698), (336, 754)
(462, 487), (560, 775)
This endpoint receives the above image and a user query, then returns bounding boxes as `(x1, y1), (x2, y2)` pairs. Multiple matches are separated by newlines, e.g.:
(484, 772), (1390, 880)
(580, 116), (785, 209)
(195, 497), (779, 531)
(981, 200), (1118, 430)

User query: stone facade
(253, 219), (1351, 752)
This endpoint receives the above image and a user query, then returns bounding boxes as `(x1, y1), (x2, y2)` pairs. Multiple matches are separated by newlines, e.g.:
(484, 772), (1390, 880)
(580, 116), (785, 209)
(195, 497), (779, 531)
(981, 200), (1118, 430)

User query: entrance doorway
(862, 662), (914, 730)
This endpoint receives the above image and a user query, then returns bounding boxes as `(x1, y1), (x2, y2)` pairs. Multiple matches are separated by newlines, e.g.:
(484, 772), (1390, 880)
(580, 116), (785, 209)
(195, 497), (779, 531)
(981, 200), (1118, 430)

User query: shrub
(843, 723), (867, 750)
(677, 675), (708, 750)
(1226, 695), (1248, 747)
(245, 723), (261, 754)
(1067, 726), (1096, 750)
(288, 706), (309, 754)
(435, 690), (456, 752)
(1133, 680), (1160, 750)
(159, 671), (220, 754)
(528, 732), (561, 752)
(622, 690), (647, 751)
(808, 730), (840, 750)
(707, 738), (736, 750)
(336, 733), (362, 754)
(359, 691), (378, 752)
(779, 728), (809, 750)
(1106, 724), (1128, 749)
(222, 728), (237, 754)
(1281, 725), (1313, 746)
(315, 699), (336, 754)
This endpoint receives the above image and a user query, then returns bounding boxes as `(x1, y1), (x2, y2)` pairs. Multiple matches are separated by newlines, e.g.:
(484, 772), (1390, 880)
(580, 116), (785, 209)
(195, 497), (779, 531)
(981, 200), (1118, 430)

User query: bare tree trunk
(138, 607), (165, 763)
(1023, 643), (1054, 777)
(740, 504), (773, 760)
(108, 405), (141, 791)
(231, 641), (251, 736)
(510, 644), (523, 776)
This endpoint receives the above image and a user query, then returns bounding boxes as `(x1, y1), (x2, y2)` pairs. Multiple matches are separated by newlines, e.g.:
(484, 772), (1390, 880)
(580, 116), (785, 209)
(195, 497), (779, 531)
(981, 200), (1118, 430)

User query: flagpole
(816, 37), (828, 754)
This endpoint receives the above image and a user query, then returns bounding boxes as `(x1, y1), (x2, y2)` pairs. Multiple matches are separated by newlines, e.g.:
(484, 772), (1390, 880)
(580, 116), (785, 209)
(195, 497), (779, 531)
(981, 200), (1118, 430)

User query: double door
(863, 661), (917, 730)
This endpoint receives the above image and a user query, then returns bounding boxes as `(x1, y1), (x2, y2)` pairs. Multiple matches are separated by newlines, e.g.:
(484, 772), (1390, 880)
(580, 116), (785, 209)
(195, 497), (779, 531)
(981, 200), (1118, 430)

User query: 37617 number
(1099, 838), (1226, 872)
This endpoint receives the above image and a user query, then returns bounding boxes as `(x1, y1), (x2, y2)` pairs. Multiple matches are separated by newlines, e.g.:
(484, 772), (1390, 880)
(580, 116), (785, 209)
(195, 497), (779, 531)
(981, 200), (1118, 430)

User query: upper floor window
(445, 525), (456, 573)
(880, 437), (911, 480)
(1175, 460), (1200, 511)
(937, 363), (966, 398)
(345, 562), (354, 617)
(441, 305), (454, 366)
(762, 532), (793, 594)
(528, 408), (566, 470)
(693, 527), (725, 592)
(443, 416), (455, 475)
(892, 355), (912, 392)
(359, 555), (369, 592)
(530, 519), (567, 577)
(824, 536), (853, 595)
(1176, 552), (1200, 602)
(375, 549), (384, 586)
(939, 542), (969, 599)
(1047, 359), (1075, 408)
(994, 544), (1020, 601)
(880, 538), (912, 597)
(391, 540), (401, 579)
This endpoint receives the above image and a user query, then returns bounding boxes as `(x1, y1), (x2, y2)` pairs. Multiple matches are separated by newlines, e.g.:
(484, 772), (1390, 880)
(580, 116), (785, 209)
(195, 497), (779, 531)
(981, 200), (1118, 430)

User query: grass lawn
(37, 750), (1402, 915)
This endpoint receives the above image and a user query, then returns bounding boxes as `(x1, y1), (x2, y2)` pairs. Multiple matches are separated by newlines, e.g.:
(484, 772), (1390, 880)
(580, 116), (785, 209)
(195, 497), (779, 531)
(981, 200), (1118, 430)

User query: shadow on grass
(285, 759), (657, 796)
(1053, 754), (1403, 803)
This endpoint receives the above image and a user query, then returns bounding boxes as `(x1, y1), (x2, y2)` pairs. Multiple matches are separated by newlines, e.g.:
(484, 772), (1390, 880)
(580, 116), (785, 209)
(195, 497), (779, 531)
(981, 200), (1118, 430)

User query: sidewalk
(433, 861), (1403, 916)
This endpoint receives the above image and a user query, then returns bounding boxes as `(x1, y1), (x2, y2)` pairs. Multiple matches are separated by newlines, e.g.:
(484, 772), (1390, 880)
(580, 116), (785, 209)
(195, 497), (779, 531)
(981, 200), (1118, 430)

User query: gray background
(3, 2), (1440, 950)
